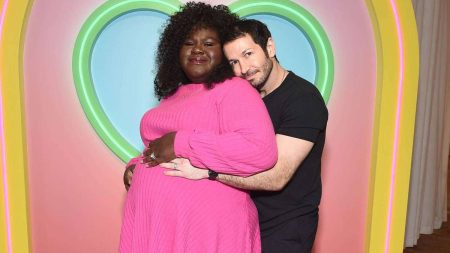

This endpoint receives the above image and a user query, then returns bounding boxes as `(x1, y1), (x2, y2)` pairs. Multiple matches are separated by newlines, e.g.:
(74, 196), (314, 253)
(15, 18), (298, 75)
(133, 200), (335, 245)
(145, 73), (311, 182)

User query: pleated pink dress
(119, 77), (277, 253)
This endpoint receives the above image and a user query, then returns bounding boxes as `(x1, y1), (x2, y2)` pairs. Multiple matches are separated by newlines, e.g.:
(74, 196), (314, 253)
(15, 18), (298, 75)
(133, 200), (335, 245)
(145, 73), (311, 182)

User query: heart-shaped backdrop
(72, 0), (334, 162)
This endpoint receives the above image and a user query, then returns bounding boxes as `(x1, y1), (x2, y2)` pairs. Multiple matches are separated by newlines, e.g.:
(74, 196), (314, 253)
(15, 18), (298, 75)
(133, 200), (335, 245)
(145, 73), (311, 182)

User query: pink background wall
(24, 0), (376, 252)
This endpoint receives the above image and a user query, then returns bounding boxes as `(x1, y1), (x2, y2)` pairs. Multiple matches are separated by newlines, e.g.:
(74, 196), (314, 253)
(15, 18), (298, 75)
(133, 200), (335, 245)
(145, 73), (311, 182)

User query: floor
(403, 156), (450, 253)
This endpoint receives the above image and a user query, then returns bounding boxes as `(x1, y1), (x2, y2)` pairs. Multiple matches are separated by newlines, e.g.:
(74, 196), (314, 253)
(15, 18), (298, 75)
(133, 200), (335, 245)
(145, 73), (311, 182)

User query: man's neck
(260, 61), (286, 98)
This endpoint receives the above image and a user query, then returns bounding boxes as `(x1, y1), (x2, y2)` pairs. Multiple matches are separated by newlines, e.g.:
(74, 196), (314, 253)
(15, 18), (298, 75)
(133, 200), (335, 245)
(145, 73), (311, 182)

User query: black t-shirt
(251, 71), (328, 234)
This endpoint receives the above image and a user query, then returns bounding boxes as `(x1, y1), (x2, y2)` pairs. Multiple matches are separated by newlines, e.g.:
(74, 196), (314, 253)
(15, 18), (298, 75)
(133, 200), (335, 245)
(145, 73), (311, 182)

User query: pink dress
(119, 77), (277, 253)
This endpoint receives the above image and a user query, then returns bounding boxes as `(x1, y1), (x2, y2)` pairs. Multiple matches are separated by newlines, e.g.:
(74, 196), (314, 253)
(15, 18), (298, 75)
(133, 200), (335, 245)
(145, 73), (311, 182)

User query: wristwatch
(208, 169), (218, 180)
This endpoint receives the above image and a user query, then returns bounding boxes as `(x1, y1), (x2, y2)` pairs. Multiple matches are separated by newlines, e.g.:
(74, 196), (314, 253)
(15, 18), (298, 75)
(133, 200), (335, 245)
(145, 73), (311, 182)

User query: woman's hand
(161, 158), (208, 180)
(142, 132), (177, 167)
(123, 164), (136, 191)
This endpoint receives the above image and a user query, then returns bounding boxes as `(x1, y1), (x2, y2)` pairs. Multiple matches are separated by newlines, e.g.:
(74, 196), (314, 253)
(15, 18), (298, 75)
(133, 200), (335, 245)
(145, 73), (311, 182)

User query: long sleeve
(174, 78), (277, 176)
(126, 156), (141, 169)
(126, 116), (150, 168)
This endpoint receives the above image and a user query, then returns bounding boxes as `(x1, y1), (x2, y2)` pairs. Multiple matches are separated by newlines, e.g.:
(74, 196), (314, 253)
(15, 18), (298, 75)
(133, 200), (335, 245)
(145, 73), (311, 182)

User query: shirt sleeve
(174, 78), (277, 177)
(127, 148), (147, 168)
(126, 116), (150, 168)
(278, 90), (328, 142)
(126, 157), (140, 169)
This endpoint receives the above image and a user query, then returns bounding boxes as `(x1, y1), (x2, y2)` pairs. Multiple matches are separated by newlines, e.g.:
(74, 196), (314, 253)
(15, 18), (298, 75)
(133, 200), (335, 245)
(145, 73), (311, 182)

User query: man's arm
(162, 134), (313, 191)
(218, 134), (313, 191)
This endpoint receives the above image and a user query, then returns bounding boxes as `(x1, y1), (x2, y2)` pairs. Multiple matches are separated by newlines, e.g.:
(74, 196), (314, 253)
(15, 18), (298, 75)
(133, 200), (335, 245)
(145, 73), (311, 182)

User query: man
(128, 19), (328, 253)
(219, 19), (328, 253)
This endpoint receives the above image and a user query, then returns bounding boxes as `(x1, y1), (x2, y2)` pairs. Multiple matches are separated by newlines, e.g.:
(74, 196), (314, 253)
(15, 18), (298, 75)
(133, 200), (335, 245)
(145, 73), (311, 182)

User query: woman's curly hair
(154, 2), (239, 99)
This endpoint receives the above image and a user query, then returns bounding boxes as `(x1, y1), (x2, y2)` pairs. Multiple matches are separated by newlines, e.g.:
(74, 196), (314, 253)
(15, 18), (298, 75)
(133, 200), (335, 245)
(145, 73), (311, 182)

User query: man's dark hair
(223, 19), (273, 56)
(154, 2), (239, 99)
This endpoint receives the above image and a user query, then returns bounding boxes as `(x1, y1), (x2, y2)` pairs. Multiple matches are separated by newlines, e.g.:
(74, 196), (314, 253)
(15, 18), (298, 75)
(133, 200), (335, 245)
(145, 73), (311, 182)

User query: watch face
(208, 170), (218, 180)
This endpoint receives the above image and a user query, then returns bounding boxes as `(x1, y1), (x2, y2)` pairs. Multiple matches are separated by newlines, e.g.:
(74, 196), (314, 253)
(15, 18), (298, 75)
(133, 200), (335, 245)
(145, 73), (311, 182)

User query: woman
(120, 3), (277, 252)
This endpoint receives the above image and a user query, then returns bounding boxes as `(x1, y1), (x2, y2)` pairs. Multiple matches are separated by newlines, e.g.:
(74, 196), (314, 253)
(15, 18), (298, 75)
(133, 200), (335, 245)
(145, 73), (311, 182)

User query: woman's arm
(145, 78), (277, 177)
(174, 79), (277, 176)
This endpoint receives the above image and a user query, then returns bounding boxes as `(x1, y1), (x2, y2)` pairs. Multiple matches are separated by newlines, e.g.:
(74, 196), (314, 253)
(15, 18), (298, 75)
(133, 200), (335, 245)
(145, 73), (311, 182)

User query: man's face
(223, 34), (274, 90)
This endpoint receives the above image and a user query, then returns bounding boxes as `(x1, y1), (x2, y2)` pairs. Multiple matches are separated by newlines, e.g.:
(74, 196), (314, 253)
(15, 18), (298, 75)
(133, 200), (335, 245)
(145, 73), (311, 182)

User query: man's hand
(161, 158), (208, 180)
(142, 132), (177, 167)
(123, 164), (136, 191)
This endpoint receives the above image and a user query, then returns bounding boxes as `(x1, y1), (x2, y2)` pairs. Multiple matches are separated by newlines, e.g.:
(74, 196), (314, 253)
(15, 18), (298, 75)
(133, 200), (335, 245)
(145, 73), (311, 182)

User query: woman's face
(179, 27), (223, 83)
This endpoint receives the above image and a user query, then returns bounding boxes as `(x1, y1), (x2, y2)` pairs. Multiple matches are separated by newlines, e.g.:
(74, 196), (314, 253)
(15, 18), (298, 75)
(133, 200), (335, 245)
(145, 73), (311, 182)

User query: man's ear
(266, 37), (276, 58)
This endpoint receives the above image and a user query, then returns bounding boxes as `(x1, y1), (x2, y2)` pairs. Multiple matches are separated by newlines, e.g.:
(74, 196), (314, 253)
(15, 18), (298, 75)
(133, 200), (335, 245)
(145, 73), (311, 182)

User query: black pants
(261, 213), (318, 253)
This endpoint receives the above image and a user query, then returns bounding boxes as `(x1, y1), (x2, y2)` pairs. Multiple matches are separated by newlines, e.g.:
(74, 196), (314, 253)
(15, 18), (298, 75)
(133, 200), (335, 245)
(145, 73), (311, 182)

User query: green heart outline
(72, 0), (334, 163)
(72, 0), (181, 162)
